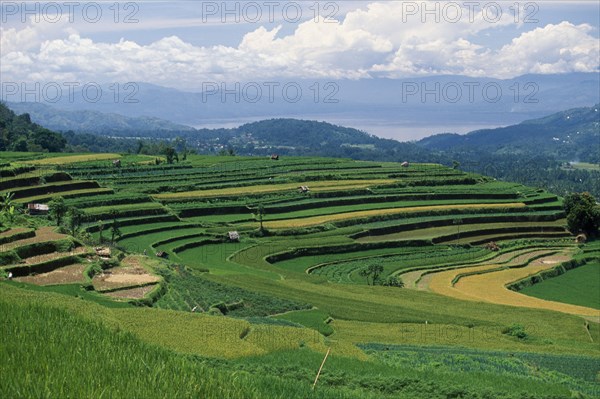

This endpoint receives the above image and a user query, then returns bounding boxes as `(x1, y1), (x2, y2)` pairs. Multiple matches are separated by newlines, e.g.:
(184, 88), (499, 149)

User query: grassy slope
(1, 283), (593, 399)
(520, 262), (600, 309)
(0, 295), (362, 399)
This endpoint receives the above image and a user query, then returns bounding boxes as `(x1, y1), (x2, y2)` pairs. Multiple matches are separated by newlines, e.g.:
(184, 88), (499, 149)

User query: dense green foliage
(0, 103), (66, 152)
(564, 192), (600, 235)
(419, 104), (600, 163)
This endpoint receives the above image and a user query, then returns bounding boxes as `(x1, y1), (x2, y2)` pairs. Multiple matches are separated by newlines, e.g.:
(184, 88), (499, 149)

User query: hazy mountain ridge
(418, 104), (600, 163)
(6, 102), (195, 135)
(3, 73), (598, 140)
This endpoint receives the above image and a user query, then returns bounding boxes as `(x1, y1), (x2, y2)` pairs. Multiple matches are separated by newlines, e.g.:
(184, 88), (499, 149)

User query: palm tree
(49, 196), (67, 226)
(0, 192), (16, 223)
(0, 192), (14, 213)
(256, 204), (265, 232)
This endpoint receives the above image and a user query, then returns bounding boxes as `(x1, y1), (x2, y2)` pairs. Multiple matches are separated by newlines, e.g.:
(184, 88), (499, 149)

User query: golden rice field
(402, 248), (561, 290)
(153, 179), (397, 199)
(427, 250), (599, 318)
(263, 203), (527, 229)
(25, 153), (121, 165)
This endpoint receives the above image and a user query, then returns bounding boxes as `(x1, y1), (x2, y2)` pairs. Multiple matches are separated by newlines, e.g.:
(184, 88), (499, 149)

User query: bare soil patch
(1, 227), (67, 251)
(0, 227), (29, 238)
(16, 264), (87, 286)
(104, 284), (157, 299)
(22, 247), (90, 265)
(93, 256), (159, 291)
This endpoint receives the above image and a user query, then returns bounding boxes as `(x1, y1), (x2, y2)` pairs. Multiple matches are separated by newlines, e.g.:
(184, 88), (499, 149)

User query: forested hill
(418, 104), (600, 163)
(0, 103), (66, 152)
(7, 101), (195, 135)
(229, 118), (440, 161)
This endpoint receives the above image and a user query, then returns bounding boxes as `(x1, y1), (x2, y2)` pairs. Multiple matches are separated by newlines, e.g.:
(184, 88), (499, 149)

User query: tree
(0, 192), (16, 224)
(66, 207), (83, 237)
(453, 218), (463, 240)
(98, 220), (105, 244)
(163, 146), (178, 164)
(564, 192), (600, 236)
(254, 204), (265, 232)
(382, 275), (404, 288)
(48, 196), (67, 226)
(0, 192), (14, 213)
(359, 264), (384, 286)
(109, 210), (121, 244)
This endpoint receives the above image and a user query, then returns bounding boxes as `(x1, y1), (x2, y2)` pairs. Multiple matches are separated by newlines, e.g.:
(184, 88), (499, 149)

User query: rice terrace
(1, 152), (599, 398)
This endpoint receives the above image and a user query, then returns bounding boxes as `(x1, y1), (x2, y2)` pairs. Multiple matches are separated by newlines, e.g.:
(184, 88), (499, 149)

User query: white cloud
(1, 2), (598, 89)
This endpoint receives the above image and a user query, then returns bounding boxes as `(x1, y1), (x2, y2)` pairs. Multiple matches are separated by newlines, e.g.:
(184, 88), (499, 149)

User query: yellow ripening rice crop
(154, 179), (397, 199)
(263, 203), (526, 229)
(429, 250), (599, 318)
(26, 153), (121, 165)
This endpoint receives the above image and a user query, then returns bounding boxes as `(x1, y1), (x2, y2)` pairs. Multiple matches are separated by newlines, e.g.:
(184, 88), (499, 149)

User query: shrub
(0, 251), (20, 266)
(501, 324), (528, 339)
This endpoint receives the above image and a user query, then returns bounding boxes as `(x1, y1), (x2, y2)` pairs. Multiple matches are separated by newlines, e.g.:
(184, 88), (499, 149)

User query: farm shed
(401, 161), (410, 167)
(298, 186), (310, 193)
(95, 247), (112, 259)
(271, 154), (280, 160)
(228, 231), (240, 241)
(28, 203), (49, 215)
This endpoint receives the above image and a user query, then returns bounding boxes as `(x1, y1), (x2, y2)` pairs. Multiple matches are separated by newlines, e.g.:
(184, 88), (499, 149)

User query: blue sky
(1, 1), (599, 90)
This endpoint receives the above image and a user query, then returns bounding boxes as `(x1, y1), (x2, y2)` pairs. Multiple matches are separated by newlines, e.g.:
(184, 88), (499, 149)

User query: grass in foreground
(0, 299), (362, 399)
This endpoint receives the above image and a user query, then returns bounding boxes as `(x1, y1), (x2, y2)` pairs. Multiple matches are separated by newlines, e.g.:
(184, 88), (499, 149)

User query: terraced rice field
(427, 249), (599, 317)
(153, 179), (397, 199)
(15, 264), (88, 285)
(25, 153), (122, 165)
(0, 227), (67, 251)
(263, 203), (527, 229)
(2, 153), (597, 399)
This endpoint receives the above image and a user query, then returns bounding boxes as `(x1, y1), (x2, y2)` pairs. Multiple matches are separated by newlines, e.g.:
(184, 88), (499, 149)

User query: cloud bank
(1, 2), (598, 90)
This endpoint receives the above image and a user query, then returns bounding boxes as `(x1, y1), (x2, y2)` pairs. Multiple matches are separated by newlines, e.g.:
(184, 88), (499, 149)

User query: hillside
(0, 103), (66, 152)
(1, 152), (599, 398)
(418, 104), (600, 163)
(220, 118), (440, 161)
(7, 101), (195, 135)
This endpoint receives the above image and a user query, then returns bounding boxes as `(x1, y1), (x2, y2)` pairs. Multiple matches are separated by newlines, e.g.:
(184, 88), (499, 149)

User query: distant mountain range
(6, 102), (194, 135)
(6, 100), (599, 164)
(418, 104), (600, 163)
(2, 100), (598, 197)
(3, 72), (599, 141)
